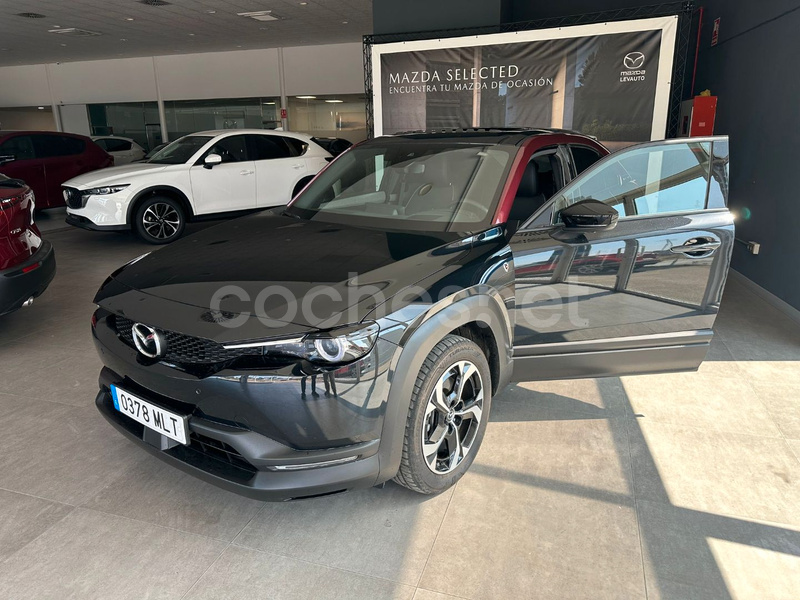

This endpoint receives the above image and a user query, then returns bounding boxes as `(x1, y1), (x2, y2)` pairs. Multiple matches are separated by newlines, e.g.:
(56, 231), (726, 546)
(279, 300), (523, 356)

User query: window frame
(517, 137), (728, 232)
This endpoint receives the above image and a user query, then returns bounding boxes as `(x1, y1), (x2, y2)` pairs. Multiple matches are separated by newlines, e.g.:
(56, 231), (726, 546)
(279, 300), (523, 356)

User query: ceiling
(0, 0), (373, 67)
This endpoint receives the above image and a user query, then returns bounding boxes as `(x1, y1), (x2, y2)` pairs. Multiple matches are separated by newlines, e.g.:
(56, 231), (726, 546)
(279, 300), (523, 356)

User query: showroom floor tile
(0, 226), (799, 599)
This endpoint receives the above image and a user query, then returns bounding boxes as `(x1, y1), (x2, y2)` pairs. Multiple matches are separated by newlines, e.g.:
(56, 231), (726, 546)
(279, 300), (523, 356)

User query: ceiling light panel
(237, 11), (280, 22)
(48, 28), (103, 37)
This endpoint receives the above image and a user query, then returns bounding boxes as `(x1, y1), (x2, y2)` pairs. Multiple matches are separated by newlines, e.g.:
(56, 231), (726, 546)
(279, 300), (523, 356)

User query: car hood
(64, 162), (169, 188)
(97, 211), (472, 331)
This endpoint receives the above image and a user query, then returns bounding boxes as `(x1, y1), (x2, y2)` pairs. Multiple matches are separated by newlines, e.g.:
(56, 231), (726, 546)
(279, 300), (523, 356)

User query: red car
(0, 131), (113, 209)
(0, 174), (56, 315)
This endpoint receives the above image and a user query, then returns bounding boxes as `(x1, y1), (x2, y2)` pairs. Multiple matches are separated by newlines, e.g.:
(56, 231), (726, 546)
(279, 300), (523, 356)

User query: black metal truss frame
(363, 1), (695, 139)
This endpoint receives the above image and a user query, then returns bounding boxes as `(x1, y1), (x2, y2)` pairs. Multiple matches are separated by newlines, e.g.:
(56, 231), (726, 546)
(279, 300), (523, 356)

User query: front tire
(394, 334), (491, 494)
(133, 196), (185, 244)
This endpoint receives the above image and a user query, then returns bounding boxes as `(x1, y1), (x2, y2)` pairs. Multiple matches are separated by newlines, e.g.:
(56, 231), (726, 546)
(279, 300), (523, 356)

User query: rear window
(98, 138), (132, 152)
(248, 135), (293, 160)
(32, 135), (86, 158)
(284, 137), (308, 156)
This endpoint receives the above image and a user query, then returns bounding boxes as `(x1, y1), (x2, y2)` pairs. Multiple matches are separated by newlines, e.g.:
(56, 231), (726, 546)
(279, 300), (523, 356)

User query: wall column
(278, 48), (289, 131)
(44, 64), (62, 131)
(153, 57), (169, 143)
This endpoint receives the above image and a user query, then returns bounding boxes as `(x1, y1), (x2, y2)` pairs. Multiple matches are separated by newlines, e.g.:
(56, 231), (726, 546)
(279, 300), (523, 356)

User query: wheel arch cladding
(375, 290), (513, 484)
(127, 187), (193, 223)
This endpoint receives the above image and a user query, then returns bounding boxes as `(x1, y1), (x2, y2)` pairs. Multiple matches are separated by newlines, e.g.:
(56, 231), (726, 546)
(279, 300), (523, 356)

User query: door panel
(33, 135), (89, 208)
(509, 138), (733, 381)
(248, 135), (307, 208)
(189, 135), (256, 214)
(0, 136), (47, 206)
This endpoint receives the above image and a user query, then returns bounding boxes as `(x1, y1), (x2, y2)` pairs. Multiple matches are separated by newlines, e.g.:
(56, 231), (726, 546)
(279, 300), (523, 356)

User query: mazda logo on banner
(623, 52), (645, 69)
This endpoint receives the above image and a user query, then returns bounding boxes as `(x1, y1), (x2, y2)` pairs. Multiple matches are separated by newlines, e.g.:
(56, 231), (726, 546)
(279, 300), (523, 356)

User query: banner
(371, 17), (678, 142)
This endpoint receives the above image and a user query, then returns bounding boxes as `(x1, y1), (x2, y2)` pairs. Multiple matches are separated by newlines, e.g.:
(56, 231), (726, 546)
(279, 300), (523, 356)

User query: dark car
(89, 129), (732, 500)
(0, 174), (56, 315)
(0, 131), (114, 209)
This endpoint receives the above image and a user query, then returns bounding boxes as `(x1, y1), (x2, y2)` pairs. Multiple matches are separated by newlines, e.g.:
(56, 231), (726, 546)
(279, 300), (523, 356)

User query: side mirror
(203, 153), (222, 169)
(559, 199), (618, 230)
(0, 154), (16, 165)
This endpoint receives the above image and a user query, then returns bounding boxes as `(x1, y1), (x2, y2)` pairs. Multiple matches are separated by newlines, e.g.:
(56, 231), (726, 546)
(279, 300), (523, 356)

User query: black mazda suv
(91, 129), (733, 500)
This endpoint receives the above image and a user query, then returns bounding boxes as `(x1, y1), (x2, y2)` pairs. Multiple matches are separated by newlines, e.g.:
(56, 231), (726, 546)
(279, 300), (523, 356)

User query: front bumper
(92, 311), (397, 500)
(66, 213), (129, 232)
(66, 193), (131, 230)
(0, 240), (56, 315)
(95, 381), (381, 501)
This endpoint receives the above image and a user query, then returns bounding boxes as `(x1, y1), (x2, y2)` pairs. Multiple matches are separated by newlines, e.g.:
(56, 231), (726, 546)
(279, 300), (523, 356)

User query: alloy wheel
(142, 202), (181, 240)
(422, 360), (484, 474)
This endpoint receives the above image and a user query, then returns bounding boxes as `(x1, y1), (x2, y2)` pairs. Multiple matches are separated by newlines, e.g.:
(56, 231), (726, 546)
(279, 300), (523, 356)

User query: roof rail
(390, 127), (588, 136)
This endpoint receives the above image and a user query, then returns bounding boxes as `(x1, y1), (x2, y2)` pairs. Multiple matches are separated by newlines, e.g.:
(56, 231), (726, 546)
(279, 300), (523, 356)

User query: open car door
(509, 137), (733, 381)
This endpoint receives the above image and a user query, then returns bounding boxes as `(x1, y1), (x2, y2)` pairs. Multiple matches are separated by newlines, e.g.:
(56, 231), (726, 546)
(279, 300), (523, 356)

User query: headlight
(224, 322), (380, 365)
(83, 184), (130, 196)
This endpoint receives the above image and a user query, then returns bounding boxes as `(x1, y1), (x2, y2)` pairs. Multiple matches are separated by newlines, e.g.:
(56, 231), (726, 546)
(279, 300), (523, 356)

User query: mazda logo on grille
(623, 52), (645, 69)
(132, 323), (166, 359)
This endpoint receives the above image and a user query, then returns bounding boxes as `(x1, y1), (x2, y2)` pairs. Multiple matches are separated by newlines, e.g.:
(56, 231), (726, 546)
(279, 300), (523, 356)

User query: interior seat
(509, 160), (547, 221)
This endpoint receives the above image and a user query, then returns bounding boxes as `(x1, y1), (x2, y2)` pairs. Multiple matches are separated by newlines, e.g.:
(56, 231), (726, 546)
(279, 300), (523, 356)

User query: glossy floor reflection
(0, 226), (799, 599)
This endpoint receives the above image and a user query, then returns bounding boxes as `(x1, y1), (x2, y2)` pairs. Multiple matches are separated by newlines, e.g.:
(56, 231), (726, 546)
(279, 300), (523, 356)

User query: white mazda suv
(64, 129), (331, 244)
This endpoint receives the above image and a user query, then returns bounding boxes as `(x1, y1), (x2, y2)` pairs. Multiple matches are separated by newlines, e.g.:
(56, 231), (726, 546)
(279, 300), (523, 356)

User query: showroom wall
(0, 42), (365, 144)
(0, 107), (55, 131)
(693, 1), (800, 310)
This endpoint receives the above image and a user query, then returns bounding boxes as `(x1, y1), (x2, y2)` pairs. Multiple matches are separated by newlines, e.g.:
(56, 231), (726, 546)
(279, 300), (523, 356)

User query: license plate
(111, 385), (189, 445)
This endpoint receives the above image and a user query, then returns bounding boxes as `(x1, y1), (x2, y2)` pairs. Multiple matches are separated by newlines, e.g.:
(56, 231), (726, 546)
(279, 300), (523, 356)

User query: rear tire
(133, 196), (185, 245)
(394, 334), (491, 494)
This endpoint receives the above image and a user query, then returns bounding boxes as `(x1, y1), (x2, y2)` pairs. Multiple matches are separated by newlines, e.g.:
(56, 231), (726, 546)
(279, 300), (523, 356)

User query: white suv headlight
(83, 185), (130, 196)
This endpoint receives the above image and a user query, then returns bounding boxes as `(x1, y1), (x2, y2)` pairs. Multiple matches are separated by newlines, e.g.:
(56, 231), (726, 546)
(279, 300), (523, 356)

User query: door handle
(292, 163), (304, 170)
(670, 237), (721, 257)
(239, 169), (254, 176)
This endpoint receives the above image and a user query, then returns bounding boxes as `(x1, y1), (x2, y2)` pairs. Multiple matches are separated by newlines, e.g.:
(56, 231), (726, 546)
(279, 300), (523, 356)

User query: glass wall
(163, 98), (281, 140)
(288, 94), (367, 144)
(87, 102), (161, 151)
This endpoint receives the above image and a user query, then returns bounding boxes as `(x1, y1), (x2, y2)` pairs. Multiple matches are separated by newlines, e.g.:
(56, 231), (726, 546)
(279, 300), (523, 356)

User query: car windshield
(286, 141), (515, 232)
(147, 135), (212, 164)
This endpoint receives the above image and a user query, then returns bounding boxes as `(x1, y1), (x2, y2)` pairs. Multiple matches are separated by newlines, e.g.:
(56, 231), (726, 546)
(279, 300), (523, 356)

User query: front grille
(189, 432), (256, 474)
(62, 186), (85, 209)
(114, 316), (261, 365)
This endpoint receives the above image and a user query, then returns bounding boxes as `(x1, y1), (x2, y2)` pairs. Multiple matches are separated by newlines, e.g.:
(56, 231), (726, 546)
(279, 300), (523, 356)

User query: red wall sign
(280, 108), (288, 120)
(711, 18), (720, 46)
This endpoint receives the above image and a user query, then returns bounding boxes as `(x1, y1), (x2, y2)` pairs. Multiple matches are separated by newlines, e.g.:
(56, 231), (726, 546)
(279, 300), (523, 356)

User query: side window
(206, 135), (248, 163)
(94, 139), (109, 151)
(553, 141), (713, 220)
(0, 136), (35, 161)
(32, 135), (85, 158)
(104, 139), (132, 152)
(248, 135), (293, 161)
(62, 136), (86, 155)
(570, 145), (603, 176)
(283, 137), (308, 157)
